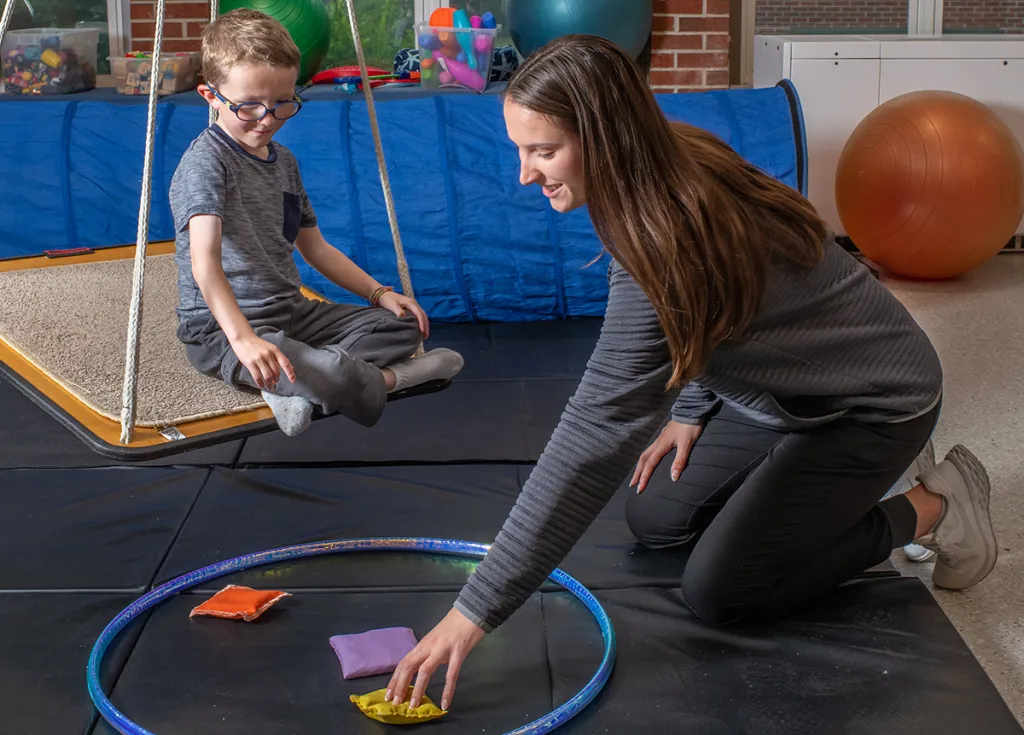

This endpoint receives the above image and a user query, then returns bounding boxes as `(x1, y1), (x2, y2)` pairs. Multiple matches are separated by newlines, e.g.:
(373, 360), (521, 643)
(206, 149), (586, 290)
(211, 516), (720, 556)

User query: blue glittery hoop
(87, 537), (616, 735)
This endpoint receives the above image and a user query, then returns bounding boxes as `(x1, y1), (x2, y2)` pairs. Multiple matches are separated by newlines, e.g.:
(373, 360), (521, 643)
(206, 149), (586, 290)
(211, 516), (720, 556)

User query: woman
(386, 35), (998, 711)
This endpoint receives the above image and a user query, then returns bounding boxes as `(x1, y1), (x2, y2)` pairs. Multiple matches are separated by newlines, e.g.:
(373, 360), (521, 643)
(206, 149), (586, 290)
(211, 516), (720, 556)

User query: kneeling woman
(388, 35), (998, 711)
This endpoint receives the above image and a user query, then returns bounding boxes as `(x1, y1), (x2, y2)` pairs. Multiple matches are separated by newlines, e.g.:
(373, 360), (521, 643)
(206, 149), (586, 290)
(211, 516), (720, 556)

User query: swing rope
(117, 0), (167, 443)
(0, 0), (16, 59)
(208, 0), (217, 125)
(341, 0), (419, 319)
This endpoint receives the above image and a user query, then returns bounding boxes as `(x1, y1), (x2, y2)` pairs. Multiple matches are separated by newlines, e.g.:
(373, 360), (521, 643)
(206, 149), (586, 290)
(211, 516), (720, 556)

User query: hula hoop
(87, 537), (615, 735)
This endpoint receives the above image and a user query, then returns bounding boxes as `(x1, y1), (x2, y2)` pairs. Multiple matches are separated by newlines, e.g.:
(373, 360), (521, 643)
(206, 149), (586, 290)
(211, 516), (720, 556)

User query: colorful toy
(436, 55), (486, 92)
(452, 9), (479, 70)
(310, 65), (420, 94)
(312, 65), (390, 87)
(2, 34), (97, 95)
(112, 52), (200, 96)
(416, 6), (501, 93)
(429, 6), (457, 27)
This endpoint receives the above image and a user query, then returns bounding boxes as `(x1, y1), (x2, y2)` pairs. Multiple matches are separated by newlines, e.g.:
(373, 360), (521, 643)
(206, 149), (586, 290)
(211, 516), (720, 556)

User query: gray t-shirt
(169, 125), (317, 320)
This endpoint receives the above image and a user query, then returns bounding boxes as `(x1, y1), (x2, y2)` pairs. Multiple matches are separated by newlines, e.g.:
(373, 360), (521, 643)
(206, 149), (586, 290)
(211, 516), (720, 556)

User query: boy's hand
(378, 291), (430, 339)
(231, 334), (297, 390)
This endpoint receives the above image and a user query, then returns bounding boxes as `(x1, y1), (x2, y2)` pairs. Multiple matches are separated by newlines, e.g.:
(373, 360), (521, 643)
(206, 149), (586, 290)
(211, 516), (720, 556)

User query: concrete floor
(881, 253), (1024, 727)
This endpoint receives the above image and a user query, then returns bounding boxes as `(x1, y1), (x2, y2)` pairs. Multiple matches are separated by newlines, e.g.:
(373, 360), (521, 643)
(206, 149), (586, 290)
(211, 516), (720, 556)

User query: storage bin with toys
(416, 5), (500, 93)
(109, 52), (201, 96)
(1, 27), (100, 95)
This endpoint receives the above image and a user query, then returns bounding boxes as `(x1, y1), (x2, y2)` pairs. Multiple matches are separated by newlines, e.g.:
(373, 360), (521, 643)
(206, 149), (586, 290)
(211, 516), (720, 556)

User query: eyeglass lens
(235, 101), (301, 121)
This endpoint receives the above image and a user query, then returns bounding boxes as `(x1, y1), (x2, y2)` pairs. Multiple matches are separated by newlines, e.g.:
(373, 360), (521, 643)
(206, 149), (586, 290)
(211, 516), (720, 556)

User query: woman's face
(503, 99), (585, 213)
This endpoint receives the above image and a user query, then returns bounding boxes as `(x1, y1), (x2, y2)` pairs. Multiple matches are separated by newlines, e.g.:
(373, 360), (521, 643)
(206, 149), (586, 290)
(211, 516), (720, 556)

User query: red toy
(310, 65), (391, 87)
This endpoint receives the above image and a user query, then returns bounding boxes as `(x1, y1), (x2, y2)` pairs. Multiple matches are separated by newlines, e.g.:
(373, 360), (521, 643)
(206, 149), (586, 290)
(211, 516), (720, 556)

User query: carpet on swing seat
(0, 254), (265, 427)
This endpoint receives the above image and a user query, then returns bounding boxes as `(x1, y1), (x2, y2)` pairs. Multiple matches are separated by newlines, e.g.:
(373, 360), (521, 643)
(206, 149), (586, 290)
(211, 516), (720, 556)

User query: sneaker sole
(935, 444), (998, 589)
(903, 543), (936, 562)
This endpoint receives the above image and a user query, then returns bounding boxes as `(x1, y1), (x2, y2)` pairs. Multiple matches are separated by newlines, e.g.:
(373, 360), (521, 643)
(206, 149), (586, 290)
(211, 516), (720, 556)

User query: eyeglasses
(206, 83), (303, 122)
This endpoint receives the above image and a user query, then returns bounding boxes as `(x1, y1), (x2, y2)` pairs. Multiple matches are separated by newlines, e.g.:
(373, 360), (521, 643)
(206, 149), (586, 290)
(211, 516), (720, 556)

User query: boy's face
(201, 63), (299, 155)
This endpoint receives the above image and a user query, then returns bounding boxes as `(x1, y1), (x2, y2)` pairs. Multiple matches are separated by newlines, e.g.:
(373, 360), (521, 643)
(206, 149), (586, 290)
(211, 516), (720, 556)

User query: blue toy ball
(506, 0), (653, 59)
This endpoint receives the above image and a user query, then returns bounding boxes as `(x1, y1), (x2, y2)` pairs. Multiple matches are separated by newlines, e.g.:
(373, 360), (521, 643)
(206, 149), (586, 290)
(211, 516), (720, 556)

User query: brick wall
(943, 0), (1024, 33)
(756, 0), (907, 34)
(650, 0), (730, 92)
(131, 0), (730, 92)
(130, 0), (208, 53)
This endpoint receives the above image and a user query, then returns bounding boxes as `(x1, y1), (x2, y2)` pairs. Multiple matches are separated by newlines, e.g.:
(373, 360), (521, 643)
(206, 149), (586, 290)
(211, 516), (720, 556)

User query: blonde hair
(200, 8), (301, 87)
(506, 36), (827, 390)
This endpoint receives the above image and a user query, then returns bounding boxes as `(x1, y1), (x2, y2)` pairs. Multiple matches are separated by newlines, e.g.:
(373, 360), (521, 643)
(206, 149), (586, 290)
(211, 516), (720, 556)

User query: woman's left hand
(378, 290), (429, 338)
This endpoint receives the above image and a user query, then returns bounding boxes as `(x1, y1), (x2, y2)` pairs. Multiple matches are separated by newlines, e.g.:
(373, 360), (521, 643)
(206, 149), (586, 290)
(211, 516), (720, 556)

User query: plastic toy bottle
(451, 9), (478, 70)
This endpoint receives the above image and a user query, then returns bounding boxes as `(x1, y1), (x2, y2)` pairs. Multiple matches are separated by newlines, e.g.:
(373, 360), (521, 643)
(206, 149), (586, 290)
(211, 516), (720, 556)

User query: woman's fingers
(408, 655), (442, 709)
(387, 648), (427, 704)
(440, 648), (466, 711)
(637, 437), (673, 493)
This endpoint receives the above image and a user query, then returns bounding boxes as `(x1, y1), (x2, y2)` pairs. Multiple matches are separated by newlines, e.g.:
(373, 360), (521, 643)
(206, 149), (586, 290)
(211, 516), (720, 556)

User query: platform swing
(0, 0), (443, 461)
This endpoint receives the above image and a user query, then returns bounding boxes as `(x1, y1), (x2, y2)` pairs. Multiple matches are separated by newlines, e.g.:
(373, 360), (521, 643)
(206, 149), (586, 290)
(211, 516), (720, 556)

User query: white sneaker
(902, 542), (935, 562)
(884, 440), (937, 562)
(914, 445), (998, 590)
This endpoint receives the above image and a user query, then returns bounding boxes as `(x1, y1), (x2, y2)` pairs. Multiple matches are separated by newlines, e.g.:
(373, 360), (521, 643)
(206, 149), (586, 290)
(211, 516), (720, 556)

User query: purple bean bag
(330, 627), (419, 680)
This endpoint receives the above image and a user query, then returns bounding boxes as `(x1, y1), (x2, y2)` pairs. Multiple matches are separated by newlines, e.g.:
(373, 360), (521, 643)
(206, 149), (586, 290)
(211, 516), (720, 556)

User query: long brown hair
(505, 35), (828, 389)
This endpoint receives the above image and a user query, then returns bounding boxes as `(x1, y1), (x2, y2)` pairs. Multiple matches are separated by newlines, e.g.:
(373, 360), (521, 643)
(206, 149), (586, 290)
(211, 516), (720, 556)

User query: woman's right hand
(630, 421), (704, 493)
(231, 334), (296, 389)
(386, 607), (486, 712)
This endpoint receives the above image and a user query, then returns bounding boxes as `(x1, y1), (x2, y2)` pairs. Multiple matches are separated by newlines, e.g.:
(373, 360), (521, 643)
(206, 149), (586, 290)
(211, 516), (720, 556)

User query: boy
(170, 9), (463, 437)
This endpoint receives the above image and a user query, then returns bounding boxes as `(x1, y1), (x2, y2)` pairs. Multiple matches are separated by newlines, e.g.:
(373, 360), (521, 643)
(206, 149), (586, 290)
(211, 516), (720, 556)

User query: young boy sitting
(170, 9), (463, 437)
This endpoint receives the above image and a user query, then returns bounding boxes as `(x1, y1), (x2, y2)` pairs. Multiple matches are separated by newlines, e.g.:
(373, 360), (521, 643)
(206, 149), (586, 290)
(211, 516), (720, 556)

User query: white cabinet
(754, 34), (1024, 235)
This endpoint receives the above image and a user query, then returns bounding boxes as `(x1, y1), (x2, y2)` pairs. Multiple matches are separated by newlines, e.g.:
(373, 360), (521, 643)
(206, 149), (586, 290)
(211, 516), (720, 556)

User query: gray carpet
(0, 255), (264, 427)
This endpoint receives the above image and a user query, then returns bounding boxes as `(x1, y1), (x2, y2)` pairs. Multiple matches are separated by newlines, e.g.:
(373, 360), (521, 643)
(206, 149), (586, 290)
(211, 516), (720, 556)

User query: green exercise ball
(218, 0), (331, 84)
(506, 0), (653, 59)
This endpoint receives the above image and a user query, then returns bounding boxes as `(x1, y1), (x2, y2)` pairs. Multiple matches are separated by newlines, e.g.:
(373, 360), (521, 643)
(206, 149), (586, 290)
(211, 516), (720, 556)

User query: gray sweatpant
(177, 293), (422, 427)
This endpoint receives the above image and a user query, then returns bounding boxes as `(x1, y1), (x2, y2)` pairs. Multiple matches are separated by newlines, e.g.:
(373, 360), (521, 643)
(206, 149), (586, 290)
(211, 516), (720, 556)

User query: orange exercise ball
(835, 90), (1024, 279)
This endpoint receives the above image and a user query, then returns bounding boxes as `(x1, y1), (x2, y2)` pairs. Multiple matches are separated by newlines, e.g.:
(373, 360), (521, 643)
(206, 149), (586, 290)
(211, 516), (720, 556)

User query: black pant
(625, 401), (939, 626)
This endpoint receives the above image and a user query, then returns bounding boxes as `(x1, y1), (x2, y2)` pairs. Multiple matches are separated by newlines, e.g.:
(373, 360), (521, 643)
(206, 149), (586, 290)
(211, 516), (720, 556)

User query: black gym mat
(0, 468), (207, 590)
(89, 591), (559, 735)
(427, 319), (602, 382)
(543, 581), (1024, 734)
(154, 465), (524, 591)
(154, 465), (896, 594)
(0, 379), (243, 469)
(83, 580), (1024, 735)
(236, 322), (597, 466)
(237, 379), (584, 466)
(238, 380), (534, 465)
(0, 592), (150, 735)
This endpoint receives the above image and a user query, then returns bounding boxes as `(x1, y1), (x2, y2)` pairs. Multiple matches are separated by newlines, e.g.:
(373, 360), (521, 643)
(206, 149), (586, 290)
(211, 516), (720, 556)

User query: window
(755, 0), (911, 36)
(323, 0), (417, 71)
(942, 0), (1024, 34)
(323, 0), (512, 72)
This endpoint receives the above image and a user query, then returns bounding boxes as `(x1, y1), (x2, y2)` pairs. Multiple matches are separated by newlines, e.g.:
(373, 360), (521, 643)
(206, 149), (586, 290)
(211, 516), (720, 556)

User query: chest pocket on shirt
(282, 191), (302, 243)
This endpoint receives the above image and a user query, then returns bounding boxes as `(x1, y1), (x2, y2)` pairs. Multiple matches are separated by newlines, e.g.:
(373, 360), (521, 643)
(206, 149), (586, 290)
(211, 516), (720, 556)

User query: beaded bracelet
(369, 285), (393, 305)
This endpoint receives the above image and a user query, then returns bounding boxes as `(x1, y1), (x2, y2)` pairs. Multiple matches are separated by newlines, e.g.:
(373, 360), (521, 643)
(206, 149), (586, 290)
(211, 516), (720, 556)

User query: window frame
(909, 0), (944, 35)
(106, 0), (131, 58)
(416, 0), (448, 23)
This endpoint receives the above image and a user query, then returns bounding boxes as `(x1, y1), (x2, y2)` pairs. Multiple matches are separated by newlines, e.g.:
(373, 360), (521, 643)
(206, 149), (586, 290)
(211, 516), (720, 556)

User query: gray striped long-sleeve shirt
(454, 235), (943, 632)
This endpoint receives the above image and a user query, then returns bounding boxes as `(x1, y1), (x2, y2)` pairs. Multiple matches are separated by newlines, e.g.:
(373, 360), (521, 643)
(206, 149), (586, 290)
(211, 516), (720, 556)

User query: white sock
(261, 391), (313, 437)
(387, 348), (464, 393)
